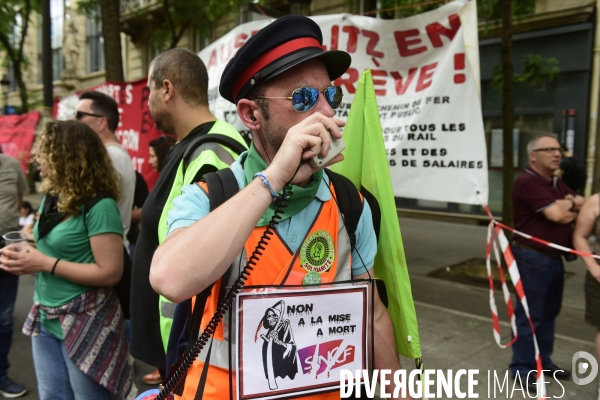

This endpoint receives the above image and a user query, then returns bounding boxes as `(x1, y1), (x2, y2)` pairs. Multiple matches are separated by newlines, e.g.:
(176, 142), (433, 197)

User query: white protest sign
(200, 0), (488, 204)
(236, 285), (368, 400)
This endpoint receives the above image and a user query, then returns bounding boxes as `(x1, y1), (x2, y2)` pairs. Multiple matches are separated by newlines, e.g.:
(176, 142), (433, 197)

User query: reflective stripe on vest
(176, 179), (355, 399)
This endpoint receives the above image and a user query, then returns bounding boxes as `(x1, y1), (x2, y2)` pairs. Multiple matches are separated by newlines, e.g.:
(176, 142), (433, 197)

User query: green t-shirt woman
(0, 120), (133, 399)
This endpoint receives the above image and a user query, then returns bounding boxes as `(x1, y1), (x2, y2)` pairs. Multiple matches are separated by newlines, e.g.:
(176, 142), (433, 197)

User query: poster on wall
(199, 0), (488, 204)
(0, 111), (41, 174)
(236, 285), (369, 400)
(55, 79), (162, 190)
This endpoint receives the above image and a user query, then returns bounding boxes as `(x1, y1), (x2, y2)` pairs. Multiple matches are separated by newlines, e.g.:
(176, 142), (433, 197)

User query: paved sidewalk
(399, 301), (597, 399)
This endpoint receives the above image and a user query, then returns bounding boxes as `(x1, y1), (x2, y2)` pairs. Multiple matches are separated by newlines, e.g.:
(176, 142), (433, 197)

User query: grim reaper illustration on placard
(254, 300), (299, 390)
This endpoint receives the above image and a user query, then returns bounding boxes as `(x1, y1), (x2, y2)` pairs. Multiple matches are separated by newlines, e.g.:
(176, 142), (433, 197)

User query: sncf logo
(298, 340), (356, 377)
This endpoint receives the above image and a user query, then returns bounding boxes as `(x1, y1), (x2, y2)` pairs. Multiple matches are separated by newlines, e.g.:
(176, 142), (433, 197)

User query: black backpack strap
(37, 194), (64, 241)
(323, 169), (382, 247)
(324, 170), (387, 307)
(193, 265), (233, 400)
(170, 283), (214, 396)
(168, 169), (240, 396)
(182, 134), (247, 176)
(171, 254), (235, 397)
(191, 169), (238, 397)
(360, 187), (381, 242)
(324, 169), (363, 251)
(81, 192), (111, 227)
(202, 169), (240, 212)
(38, 193), (112, 241)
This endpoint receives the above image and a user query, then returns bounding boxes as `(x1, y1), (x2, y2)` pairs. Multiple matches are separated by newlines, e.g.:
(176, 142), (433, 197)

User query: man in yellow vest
(130, 48), (247, 386)
(151, 16), (410, 400)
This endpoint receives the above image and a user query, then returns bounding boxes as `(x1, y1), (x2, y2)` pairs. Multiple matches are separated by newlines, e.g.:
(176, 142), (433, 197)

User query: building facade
(2, 0), (599, 218)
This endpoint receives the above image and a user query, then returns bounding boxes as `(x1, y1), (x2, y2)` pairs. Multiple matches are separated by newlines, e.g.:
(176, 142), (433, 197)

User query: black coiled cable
(156, 181), (295, 400)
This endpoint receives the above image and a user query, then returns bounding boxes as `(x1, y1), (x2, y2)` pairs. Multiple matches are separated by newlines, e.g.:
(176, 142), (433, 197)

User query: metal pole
(42, 0), (52, 117)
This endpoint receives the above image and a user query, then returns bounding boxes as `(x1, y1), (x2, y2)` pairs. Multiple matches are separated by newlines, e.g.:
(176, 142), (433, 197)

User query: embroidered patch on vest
(300, 230), (335, 279)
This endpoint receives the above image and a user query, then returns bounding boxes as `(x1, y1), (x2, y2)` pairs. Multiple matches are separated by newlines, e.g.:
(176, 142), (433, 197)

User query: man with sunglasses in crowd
(510, 134), (584, 389)
(75, 91), (136, 253)
(150, 16), (409, 400)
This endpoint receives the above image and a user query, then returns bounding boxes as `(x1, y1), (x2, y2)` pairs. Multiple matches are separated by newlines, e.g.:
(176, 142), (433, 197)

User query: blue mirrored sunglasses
(253, 86), (343, 112)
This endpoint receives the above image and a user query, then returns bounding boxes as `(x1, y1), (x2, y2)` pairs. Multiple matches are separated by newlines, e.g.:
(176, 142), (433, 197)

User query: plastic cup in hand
(2, 231), (28, 252)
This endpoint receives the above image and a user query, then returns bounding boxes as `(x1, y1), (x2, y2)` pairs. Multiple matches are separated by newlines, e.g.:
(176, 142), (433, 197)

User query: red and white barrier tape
(485, 223), (517, 348)
(485, 222), (546, 398)
(480, 198), (600, 260)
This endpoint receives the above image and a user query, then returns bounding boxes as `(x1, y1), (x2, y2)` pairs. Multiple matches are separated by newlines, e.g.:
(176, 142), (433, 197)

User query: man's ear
(529, 151), (536, 164)
(237, 99), (260, 131)
(94, 114), (108, 133)
(163, 79), (174, 103)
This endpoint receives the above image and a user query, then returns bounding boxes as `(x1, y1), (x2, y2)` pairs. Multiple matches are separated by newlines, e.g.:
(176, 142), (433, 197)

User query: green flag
(331, 69), (421, 359)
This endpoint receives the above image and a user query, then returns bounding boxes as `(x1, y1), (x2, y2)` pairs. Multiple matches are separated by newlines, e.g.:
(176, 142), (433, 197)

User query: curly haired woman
(0, 121), (134, 400)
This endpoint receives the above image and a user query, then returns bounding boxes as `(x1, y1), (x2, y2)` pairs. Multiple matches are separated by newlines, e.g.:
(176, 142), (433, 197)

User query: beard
(262, 117), (288, 156)
(255, 99), (287, 158)
(150, 107), (173, 134)
(259, 107), (288, 157)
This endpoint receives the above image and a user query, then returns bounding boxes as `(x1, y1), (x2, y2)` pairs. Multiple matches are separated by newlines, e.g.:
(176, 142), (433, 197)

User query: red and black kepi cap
(219, 15), (351, 104)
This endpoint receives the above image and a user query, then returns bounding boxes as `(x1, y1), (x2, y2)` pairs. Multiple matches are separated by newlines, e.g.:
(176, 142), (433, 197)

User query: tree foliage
(376, 0), (441, 19)
(0, 0), (41, 112)
(92, 0), (248, 52)
(478, 0), (535, 22)
(78, 0), (246, 78)
(492, 54), (560, 89)
(374, 0), (536, 22)
(146, 0), (247, 51)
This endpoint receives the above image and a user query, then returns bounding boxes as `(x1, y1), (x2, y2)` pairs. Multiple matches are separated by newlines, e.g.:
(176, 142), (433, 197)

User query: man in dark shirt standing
(510, 134), (584, 383)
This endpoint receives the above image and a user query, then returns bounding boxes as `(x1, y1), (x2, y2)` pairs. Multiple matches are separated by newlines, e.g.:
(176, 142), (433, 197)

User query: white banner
(236, 285), (369, 400)
(200, 0), (488, 204)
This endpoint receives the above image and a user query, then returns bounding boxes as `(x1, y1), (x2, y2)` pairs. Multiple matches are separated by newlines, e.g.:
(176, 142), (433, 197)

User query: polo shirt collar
(525, 166), (558, 188)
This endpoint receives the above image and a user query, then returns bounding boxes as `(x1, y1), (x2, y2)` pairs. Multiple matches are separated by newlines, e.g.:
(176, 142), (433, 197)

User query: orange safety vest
(175, 179), (356, 400)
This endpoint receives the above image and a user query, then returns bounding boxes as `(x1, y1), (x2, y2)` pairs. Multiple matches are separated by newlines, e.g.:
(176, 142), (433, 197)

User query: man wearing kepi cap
(151, 15), (410, 400)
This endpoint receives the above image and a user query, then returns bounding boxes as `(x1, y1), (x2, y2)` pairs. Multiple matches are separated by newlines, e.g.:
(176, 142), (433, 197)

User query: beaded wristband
(253, 172), (278, 202)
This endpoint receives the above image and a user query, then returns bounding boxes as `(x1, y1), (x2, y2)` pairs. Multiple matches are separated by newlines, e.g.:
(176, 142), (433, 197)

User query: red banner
(0, 111), (41, 175)
(54, 78), (163, 190)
